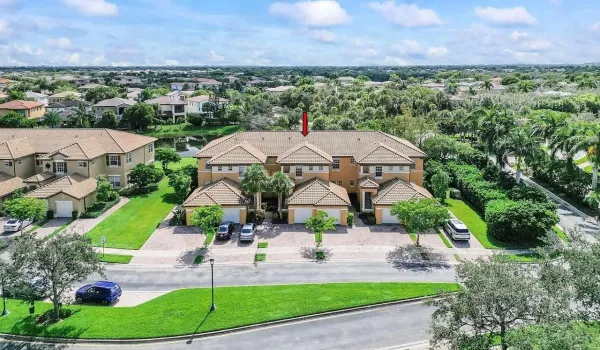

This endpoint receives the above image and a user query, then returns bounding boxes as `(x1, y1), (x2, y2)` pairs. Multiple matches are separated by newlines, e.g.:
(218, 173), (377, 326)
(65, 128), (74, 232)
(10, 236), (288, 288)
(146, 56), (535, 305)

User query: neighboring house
(246, 78), (267, 87)
(48, 91), (82, 104)
(126, 87), (143, 101)
(145, 96), (186, 122)
(0, 100), (45, 119)
(0, 129), (156, 217)
(167, 90), (194, 101)
(79, 83), (107, 92)
(265, 86), (295, 94)
(112, 75), (142, 85)
(187, 95), (228, 118)
(25, 91), (49, 106)
(170, 83), (198, 91)
(184, 131), (430, 225)
(0, 78), (16, 90)
(364, 81), (387, 88)
(46, 100), (93, 122)
(93, 98), (136, 120)
(194, 78), (221, 89)
(337, 77), (355, 86)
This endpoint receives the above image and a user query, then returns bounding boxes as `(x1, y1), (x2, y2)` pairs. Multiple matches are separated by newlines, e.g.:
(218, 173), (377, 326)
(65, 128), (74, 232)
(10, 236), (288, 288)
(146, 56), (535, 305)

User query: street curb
(0, 294), (450, 345)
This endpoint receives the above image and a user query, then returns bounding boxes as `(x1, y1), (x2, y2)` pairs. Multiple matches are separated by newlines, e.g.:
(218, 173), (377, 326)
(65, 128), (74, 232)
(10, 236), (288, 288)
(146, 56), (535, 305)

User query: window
(238, 166), (245, 177)
(319, 165), (323, 171)
(409, 164), (416, 170)
(334, 181), (343, 186)
(108, 175), (121, 187)
(206, 164), (212, 171)
(78, 161), (87, 168)
(388, 165), (394, 171)
(55, 162), (65, 173)
(350, 158), (355, 164)
(308, 165), (313, 171)
(36, 160), (42, 166)
(349, 180), (355, 187)
(295, 166), (303, 178)
(204, 181), (211, 185)
(109, 155), (120, 166)
(332, 158), (340, 170)
(375, 166), (383, 177)
(3, 160), (12, 167)
(228, 166), (233, 171)
(126, 153), (132, 164)
(148, 143), (154, 153)
(217, 166), (222, 171)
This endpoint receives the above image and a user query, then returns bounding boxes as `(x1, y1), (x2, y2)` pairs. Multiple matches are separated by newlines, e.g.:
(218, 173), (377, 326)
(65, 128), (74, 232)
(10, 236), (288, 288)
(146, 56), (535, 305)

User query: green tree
(241, 164), (270, 212)
(190, 205), (224, 236)
(422, 135), (458, 162)
(9, 232), (104, 321)
(312, 117), (327, 130)
(516, 80), (537, 93)
(481, 78), (493, 90)
(168, 172), (191, 204)
(269, 171), (294, 216)
(84, 86), (120, 104)
(95, 175), (118, 202)
(68, 103), (92, 128)
(121, 103), (155, 130)
(430, 169), (450, 202)
(127, 164), (164, 192)
(506, 322), (600, 350)
(3, 197), (46, 231)
(485, 200), (559, 243)
(570, 122), (600, 190)
(0, 111), (36, 128)
(96, 110), (117, 128)
(140, 87), (169, 101)
(498, 126), (543, 184)
(305, 210), (337, 235)
(530, 110), (569, 141)
(155, 148), (182, 172)
(42, 110), (62, 128)
(476, 107), (516, 165)
(390, 198), (450, 246)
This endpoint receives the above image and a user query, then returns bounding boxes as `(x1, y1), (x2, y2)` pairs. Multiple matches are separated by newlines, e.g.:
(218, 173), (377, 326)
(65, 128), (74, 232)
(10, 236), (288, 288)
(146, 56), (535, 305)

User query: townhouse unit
(145, 96), (186, 122)
(0, 100), (45, 120)
(93, 98), (136, 120)
(48, 91), (82, 104)
(0, 129), (156, 217)
(183, 131), (431, 226)
(24, 91), (49, 106)
(186, 95), (228, 118)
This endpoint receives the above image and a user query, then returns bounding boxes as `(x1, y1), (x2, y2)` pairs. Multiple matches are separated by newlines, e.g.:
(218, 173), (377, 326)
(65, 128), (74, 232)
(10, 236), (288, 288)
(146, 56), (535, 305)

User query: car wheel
(102, 300), (109, 306)
(76, 297), (83, 304)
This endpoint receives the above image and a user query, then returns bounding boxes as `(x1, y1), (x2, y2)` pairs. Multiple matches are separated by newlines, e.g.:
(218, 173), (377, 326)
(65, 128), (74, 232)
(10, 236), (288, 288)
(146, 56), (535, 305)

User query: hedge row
(531, 157), (591, 203)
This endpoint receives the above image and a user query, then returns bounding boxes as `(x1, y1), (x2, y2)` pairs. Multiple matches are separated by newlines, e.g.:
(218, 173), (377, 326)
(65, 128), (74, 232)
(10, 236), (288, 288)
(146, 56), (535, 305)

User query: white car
(444, 219), (471, 241)
(3, 219), (23, 233)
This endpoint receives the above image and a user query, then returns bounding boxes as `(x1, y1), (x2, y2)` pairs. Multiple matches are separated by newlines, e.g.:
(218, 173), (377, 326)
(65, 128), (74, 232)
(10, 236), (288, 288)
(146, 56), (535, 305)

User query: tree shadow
(299, 246), (333, 262)
(186, 310), (214, 344)
(386, 245), (452, 272)
(161, 192), (179, 205)
(177, 247), (209, 267)
(9, 309), (86, 340)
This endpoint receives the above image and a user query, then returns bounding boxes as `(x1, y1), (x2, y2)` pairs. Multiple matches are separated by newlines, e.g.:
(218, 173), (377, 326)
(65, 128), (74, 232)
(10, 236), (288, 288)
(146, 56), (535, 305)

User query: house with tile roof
(184, 131), (431, 225)
(186, 95), (229, 118)
(145, 96), (186, 122)
(0, 129), (156, 216)
(0, 100), (45, 119)
(48, 91), (82, 104)
(93, 98), (136, 120)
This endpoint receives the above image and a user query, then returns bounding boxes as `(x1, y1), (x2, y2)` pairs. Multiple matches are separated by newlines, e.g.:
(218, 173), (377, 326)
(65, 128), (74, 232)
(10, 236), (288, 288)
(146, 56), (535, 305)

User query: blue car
(75, 281), (122, 305)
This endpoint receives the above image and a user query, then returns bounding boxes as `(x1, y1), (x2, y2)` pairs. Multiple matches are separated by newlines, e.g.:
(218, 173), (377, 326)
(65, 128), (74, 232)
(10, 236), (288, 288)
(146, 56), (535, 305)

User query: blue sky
(0, 0), (599, 66)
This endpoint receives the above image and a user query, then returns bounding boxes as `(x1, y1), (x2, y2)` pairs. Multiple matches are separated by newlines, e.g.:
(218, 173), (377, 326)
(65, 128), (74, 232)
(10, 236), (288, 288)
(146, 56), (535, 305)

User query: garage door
(322, 209), (341, 224)
(381, 208), (399, 224)
(55, 201), (74, 218)
(222, 208), (240, 223)
(294, 208), (313, 223)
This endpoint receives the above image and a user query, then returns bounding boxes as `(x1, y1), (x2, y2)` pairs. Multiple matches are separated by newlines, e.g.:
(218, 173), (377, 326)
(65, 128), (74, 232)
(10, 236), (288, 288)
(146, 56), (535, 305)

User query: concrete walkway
(34, 218), (73, 238)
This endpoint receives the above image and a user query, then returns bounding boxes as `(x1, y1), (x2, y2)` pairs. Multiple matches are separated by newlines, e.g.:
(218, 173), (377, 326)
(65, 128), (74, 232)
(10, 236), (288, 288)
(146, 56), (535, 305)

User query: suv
(216, 221), (235, 240)
(75, 281), (122, 306)
(239, 223), (256, 242)
(444, 219), (471, 241)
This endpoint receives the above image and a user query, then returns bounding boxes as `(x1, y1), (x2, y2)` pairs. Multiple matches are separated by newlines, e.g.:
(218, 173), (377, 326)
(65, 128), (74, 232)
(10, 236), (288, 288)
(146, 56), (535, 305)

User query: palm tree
(481, 79), (493, 91)
(69, 103), (93, 128)
(498, 127), (543, 183)
(478, 108), (516, 166)
(240, 164), (270, 213)
(549, 123), (579, 168)
(516, 80), (536, 93)
(530, 110), (569, 142)
(570, 122), (600, 190)
(269, 171), (294, 217)
(43, 110), (62, 128)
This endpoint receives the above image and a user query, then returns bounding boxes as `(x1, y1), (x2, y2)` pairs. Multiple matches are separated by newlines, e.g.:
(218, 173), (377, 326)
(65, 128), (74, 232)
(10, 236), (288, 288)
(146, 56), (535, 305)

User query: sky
(1, 0), (600, 66)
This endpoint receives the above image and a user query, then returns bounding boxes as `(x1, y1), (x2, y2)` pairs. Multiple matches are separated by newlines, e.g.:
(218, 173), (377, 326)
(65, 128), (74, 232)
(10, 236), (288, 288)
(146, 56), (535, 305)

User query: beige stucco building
(0, 100), (45, 119)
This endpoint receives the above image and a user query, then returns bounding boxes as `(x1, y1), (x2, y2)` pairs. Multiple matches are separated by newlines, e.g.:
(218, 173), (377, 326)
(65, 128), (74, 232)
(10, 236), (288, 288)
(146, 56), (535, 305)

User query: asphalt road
(0, 301), (435, 350)
(80, 261), (456, 292)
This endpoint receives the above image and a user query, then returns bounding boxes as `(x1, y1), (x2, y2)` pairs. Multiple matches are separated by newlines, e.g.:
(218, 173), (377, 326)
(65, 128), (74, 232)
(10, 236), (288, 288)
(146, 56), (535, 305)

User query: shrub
(485, 200), (559, 243)
(46, 210), (54, 220)
(187, 113), (205, 126)
(509, 185), (547, 203)
(247, 209), (265, 224)
(347, 212), (354, 226)
(358, 212), (376, 225)
(71, 211), (79, 220)
(81, 198), (120, 219)
(169, 207), (186, 226)
(272, 211), (288, 222)
(448, 163), (507, 213)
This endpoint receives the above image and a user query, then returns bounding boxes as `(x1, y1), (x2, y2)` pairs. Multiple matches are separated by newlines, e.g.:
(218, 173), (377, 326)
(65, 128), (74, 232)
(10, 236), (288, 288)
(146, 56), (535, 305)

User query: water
(155, 135), (220, 157)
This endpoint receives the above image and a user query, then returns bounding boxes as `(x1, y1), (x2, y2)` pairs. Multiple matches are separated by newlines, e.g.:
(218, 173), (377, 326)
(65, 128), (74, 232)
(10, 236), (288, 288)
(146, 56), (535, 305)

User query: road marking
(374, 340), (430, 350)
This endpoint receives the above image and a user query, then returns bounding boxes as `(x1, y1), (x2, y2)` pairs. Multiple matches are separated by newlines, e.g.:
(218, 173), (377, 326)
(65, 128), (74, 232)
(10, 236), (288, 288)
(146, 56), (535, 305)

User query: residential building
(186, 95), (228, 118)
(337, 77), (355, 86)
(126, 87), (143, 101)
(170, 83), (198, 91)
(93, 98), (136, 120)
(145, 96), (186, 122)
(0, 129), (156, 215)
(0, 100), (45, 119)
(194, 78), (221, 89)
(246, 78), (267, 87)
(112, 75), (142, 85)
(265, 86), (295, 94)
(167, 90), (194, 101)
(46, 100), (93, 122)
(48, 91), (82, 104)
(183, 131), (430, 226)
(25, 91), (49, 106)
(79, 83), (107, 92)
(0, 78), (16, 90)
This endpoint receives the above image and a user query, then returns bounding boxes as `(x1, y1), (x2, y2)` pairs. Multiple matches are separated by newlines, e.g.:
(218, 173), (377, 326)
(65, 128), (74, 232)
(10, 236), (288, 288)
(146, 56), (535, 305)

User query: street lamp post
(209, 258), (216, 311)
(1, 269), (8, 316)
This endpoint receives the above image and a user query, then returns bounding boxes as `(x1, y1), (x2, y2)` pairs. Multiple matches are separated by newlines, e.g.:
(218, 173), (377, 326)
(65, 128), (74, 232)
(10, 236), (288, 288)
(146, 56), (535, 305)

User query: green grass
(47, 220), (73, 239)
(584, 164), (593, 173)
(96, 253), (133, 264)
(257, 242), (269, 248)
(0, 282), (460, 339)
(193, 255), (205, 264)
(139, 124), (243, 138)
(497, 252), (543, 263)
(254, 253), (266, 262)
(25, 219), (50, 234)
(435, 228), (453, 248)
(85, 179), (176, 249)
(203, 232), (215, 247)
(553, 225), (569, 242)
(155, 156), (196, 172)
(408, 232), (417, 243)
(574, 156), (589, 165)
(315, 232), (323, 243)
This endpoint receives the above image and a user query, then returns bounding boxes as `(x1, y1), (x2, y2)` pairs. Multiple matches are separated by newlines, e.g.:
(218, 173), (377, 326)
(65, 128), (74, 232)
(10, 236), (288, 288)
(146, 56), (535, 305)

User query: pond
(155, 135), (221, 157)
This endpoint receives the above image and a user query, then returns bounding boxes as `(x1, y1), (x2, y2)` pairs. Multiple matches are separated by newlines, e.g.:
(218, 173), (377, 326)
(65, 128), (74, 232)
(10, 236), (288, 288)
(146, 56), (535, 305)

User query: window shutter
(106, 155), (109, 166)
(52, 162), (56, 173)
(63, 162), (68, 173)
(117, 156), (121, 166)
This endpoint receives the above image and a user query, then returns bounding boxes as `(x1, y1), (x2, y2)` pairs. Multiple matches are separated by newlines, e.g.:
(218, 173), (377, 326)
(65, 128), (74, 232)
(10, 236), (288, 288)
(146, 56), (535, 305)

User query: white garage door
(294, 208), (313, 223)
(322, 209), (341, 224)
(381, 208), (399, 224)
(55, 201), (74, 218)
(222, 208), (240, 223)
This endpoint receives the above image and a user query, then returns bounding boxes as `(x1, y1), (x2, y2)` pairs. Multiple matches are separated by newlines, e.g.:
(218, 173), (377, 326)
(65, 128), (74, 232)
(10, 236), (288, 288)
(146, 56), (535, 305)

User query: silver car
(239, 223), (256, 242)
(444, 219), (471, 241)
(3, 219), (23, 233)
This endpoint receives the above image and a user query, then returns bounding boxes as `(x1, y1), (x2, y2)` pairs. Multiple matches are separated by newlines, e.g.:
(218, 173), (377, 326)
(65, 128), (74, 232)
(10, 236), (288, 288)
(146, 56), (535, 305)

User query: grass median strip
(0, 282), (460, 339)
(96, 253), (133, 264)
(254, 253), (266, 262)
(435, 228), (453, 248)
(553, 226), (569, 242)
(47, 220), (73, 239)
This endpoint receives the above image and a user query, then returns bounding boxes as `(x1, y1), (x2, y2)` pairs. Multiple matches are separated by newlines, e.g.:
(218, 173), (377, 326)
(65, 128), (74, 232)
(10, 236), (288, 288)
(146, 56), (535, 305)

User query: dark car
(75, 281), (122, 305)
(216, 221), (235, 240)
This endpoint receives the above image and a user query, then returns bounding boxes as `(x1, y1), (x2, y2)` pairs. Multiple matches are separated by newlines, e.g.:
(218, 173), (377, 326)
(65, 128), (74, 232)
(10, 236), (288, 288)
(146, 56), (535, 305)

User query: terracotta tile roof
(0, 100), (44, 110)
(182, 178), (250, 207)
(372, 178), (432, 205)
(0, 78), (15, 84)
(0, 138), (36, 159)
(27, 173), (96, 199)
(354, 142), (414, 165)
(145, 96), (186, 105)
(277, 141), (332, 164)
(0, 129), (156, 155)
(44, 137), (106, 160)
(207, 141), (267, 165)
(23, 172), (56, 183)
(0, 172), (25, 198)
(358, 176), (379, 188)
(285, 178), (350, 206)
(94, 98), (135, 107)
(195, 131), (425, 160)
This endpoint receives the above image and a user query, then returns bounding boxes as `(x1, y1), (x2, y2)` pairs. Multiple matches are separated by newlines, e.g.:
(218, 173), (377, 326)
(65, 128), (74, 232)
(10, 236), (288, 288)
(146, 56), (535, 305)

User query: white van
(444, 219), (471, 241)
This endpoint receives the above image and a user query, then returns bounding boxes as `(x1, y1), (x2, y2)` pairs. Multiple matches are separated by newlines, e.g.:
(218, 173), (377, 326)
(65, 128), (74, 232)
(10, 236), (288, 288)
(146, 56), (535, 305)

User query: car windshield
(6, 220), (18, 224)
(218, 226), (228, 232)
(241, 228), (252, 234)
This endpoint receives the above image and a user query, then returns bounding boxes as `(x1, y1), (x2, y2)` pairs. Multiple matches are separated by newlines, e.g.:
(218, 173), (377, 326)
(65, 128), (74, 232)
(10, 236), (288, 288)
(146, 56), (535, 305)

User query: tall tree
(477, 107), (516, 165)
(241, 164), (270, 212)
(269, 171), (294, 216)
(43, 110), (62, 128)
(68, 103), (93, 128)
(121, 103), (155, 130)
(498, 126), (544, 183)
(390, 198), (450, 246)
(570, 122), (600, 190)
(3, 197), (46, 232)
(190, 205), (224, 237)
(155, 148), (182, 171)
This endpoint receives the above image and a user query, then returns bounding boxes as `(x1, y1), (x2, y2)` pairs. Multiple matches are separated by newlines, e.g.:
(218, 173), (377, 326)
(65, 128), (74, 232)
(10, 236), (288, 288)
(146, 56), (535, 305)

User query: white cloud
(505, 48), (539, 61)
(520, 38), (552, 51)
(244, 51), (271, 66)
(590, 22), (600, 32)
(110, 61), (132, 66)
(92, 55), (105, 65)
(68, 53), (80, 64)
(392, 40), (422, 55)
(0, 19), (10, 37)
(210, 50), (224, 62)
(165, 59), (179, 66)
(474, 6), (538, 26)
(427, 46), (448, 57)
(383, 56), (408, 66)
(269, 0), (351, 27)
(45, 37), (72, 49)
(63, 0), (118, 16)
(368, 1), (441, 27)
(510, 31), (528, 40)
(309, 29), (336, 43)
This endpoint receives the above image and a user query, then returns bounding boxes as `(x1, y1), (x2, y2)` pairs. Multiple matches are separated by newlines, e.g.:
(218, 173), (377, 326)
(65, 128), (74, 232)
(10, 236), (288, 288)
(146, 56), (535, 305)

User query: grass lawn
(85, 179), (176, 249)
(0, 282), (460, 339)
(257, 242), (268, 248)
(584, 164), (593, 173)
(435, 228), (453, 248)
(97, 253), (133, 264)
(574, 156), (589, 165)
(498, 252), (542, 263)
(139, 124), (243, 138)
(553, 226), (569, 242)
(254, 253), (266, 262)
(155, 156), (196, 172)
(193, 255), (204, 264)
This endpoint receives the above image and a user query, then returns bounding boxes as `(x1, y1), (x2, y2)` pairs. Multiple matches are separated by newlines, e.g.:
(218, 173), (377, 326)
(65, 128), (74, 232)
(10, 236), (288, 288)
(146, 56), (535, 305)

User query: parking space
(140, 223), (203, 251)
(325, 224), (413, 247)
(440, 226), (486, 249)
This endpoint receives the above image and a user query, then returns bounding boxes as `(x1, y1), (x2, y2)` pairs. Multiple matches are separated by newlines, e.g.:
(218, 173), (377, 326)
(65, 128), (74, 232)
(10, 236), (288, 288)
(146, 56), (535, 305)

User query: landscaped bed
(96, 253), (133, 264)
(0, 282), (460, 339)
(138, 124), (242, 138)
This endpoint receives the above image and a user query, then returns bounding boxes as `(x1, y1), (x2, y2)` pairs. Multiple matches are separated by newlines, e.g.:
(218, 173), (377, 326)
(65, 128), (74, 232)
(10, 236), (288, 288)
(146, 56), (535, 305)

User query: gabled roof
(23, 172), (56, 183)
(372, 178), (432, 205)
(354, 142), (414, 165)
(49, 91), (81, 98)
(207, 141), (267, 165)
(25, 91), (48, 98)
(94, 98), (136, 107)
(47, 100), (91, 109)
(0, 138), (36, 159)
(0, 172), (25, 198)
(182, 178), (250, 207)
(0, 100), (44, 110)
(79, 83), (106, 89)
(358, 176), (379, 188)
(277, 141), (332, 164)
(285, 178), (350, 206)
(27, 173), (97, 199)
(44, 137), (105, 160)
(145, 96), (186, 105)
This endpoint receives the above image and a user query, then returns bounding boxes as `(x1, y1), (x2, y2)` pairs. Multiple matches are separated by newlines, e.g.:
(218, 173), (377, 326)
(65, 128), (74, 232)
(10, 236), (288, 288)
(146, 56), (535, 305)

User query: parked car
(3, 219), (23, 233)
(444, 219), (471, 241)
(216, 221), (235, 240)
(239, 223), (256, 242)
(75, 281), (122, 305)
